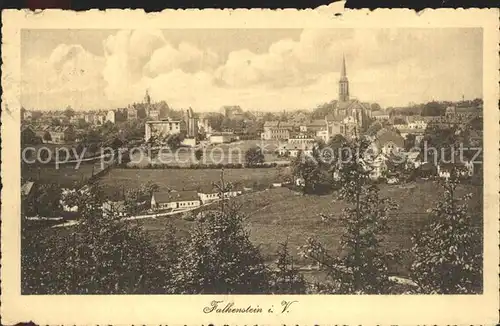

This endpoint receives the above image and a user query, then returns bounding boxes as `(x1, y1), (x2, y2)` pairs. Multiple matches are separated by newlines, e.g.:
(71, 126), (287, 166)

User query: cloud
(22, 43), (105, 109)
(21, 28), (482, 110)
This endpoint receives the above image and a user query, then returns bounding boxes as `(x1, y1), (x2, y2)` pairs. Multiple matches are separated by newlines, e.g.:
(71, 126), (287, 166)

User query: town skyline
(21, 28), (482, 111)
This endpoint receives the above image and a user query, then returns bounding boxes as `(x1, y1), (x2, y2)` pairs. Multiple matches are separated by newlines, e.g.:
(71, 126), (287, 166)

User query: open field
(128, 140), (283, 166)
(98, 167), (290, 199)
(132, 180), (482, 277)
(21, 162), (106, 188)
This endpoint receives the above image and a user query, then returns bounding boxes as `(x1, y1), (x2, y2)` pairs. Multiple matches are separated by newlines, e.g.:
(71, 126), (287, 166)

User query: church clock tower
(338, 55), (349, 102)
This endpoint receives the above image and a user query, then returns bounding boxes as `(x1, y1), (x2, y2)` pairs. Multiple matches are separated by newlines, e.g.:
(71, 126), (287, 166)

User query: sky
(21, 28), (483, 112)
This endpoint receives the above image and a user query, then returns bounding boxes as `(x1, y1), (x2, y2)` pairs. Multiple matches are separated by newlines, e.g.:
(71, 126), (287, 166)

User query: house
(145, 119), (182, 141)
(371, 110), (390, 120)
(106, 110), (116, 124)
(262, 121), (295, 140)
(278, 143), (314, 158)
(102, 200), (127, 217)
(397, 128), (425, 147)
(197, 186), (243, 204)
(151, 191), (201, 211)
(367, 154), (389, 180)
(209, 132), (238, 144)
(437, 161), (474, 180)
(127, 106), (138, 120)
(35, 125), (76, 144)
(288, 132), (315, 145)
(374, 128), (405, 155)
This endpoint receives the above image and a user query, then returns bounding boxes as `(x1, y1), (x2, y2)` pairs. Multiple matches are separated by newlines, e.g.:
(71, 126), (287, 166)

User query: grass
(98, 167), (290, 199)
(135, 179), (482, 277)
(21, 162), (103, 188)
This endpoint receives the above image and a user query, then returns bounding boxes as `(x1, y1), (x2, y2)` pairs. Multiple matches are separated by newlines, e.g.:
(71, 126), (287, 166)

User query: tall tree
(174, 172), (270, 294)
(300, 138), (398, 294)
(410, 175), (482, 294)
(292, 150), (321, 194)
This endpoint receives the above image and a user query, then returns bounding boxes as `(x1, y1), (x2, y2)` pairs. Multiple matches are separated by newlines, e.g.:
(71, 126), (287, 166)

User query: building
(102, 200), (127, 218)
(184, 108), (198, 138)
(149, 110), (160, 120)
(197, 186), (243, 205)
(21, 109), (33, 121)
(106, 110), (116, 124)
(445, 105), (482, 120)
(398, 128), (425, 146)
(144, 119), (182, 142)
(151, 191), (201, 211)
(278, 143), (314, 157)
(198, 118), (213, 135)
(373, 128), (405, 155)
(35, 125), (75, 144)
(209, 132), (238, 144)
(323, 56), (371, 138)
(262, 121), (294, 140)
(371, 110), (390, 120)
(288, 132), (315, 145)
(127, 106), (138, 120)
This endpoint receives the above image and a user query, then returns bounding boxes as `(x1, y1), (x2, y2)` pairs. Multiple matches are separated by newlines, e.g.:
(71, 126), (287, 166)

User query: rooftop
(152, 190), (199, 203)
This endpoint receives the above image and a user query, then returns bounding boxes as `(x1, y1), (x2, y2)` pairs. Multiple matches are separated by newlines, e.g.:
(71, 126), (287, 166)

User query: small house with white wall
(151, 191), (201, 211)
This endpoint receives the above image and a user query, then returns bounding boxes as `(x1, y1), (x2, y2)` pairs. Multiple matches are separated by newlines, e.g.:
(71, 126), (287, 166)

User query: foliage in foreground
(411, 176), (482, 294)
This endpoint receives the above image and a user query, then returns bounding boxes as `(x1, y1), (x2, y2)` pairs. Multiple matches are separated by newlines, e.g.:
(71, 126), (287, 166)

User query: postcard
(1, 5), (499, 325)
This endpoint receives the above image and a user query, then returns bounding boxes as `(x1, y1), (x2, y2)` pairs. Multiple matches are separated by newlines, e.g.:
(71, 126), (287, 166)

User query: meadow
(132, 179), (483, 277)
(98, 166), (290, 199)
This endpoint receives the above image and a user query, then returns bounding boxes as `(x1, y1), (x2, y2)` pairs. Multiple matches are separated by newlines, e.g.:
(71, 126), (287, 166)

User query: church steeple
(339, 54), (349, 102)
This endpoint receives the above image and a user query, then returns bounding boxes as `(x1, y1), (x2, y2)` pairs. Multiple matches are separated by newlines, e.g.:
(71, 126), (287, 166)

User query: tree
(43, 131), (52, 142)
(174, 175), (269, 294)
(245, 146), (265, 166)
(194, 148), (203, 161)
(366, 121), (383, 137)
(22, 183), (176, 294)
(64, 106), (75, 118)
(410, 176), (482, 294)
(292, 150), (321, 194)
(34, 183), (62, 217)
(404, 133), (416, 151)
(269, 239), (307, 294)
(166, 133), (184, 150)
(300, 138), (398, 294)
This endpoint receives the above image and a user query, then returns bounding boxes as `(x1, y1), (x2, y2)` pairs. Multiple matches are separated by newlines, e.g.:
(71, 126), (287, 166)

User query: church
(326, 55), (372, 138)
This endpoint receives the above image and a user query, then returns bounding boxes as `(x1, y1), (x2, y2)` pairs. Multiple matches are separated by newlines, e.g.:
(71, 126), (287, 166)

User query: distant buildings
(223, 105), (244, 120)
(34, 125), (76, 144)
(127, 106), (138, 120)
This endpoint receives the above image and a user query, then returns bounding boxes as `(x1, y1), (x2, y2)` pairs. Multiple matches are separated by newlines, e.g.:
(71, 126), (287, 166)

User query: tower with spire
(338, 55), (349, 102)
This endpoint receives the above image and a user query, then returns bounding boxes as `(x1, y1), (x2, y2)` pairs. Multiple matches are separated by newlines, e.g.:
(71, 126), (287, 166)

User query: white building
(209, 132), (238, 144)
(145, 119), (182, 142)
(151, 191), (201, 210)
(106, 110), (116, 124)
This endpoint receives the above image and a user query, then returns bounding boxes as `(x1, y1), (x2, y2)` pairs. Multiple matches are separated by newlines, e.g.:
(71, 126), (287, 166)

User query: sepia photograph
(2, 7), (499, 325)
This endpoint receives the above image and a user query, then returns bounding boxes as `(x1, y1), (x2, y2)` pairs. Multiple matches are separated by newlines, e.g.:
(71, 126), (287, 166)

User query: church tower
(338, 55), (349, 102)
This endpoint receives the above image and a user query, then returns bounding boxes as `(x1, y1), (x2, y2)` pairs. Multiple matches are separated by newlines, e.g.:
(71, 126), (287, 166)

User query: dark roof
(152, 191), (199, 203)
(375, 129), (405, 148)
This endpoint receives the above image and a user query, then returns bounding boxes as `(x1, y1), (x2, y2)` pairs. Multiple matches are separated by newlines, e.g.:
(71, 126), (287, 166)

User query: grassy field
(22, 162), (104, 188)
(98, 167), (290, 199)
(132, 179), (482, 277)
(128, 140), (283, 167)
